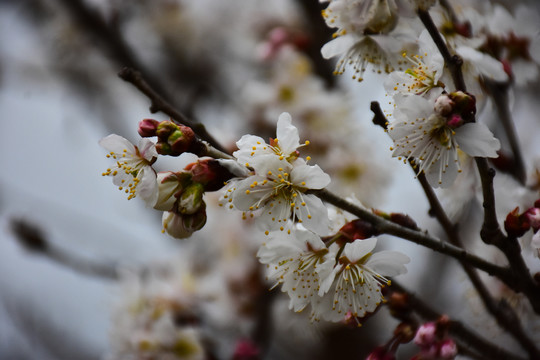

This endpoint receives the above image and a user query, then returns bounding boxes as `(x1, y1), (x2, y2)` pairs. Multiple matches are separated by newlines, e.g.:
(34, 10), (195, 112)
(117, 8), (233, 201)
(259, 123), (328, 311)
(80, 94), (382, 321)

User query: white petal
(455, 123), (500, 158)
(99, 134), (135, 154)
(321, 35), (357, 59)
(290, 164), (331, 189)
(368, 251), (410, 276)
(344, 238), (377, 261)
(137, 167), (158, 206)
(296, 194), (330, 236)
(276, 112), (300, 155)
(137, 138), (158, 161)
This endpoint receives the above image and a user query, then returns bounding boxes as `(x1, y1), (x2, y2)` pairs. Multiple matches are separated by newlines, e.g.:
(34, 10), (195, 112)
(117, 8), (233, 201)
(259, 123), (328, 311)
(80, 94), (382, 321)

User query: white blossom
(312, 238), (409, 322)
(100, 134), (159, 205)
(388, 94), (500, 187)
(221, 113), (331, 235)
(384, 30), (445, 98)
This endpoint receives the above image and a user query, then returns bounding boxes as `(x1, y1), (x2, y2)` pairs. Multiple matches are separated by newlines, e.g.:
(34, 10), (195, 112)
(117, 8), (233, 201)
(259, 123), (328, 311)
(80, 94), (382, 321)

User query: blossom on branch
(100, 134), (159, 205)
(221, 113), (331, 235)
(388, 93), (500, 187)
(313, 237), (409, 323)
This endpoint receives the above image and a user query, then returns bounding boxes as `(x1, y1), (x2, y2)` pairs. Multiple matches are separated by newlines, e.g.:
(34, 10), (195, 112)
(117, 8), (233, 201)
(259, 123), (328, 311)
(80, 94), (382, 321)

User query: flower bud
(448, 91), (476, 123)
(339, 219), (377, 242)
(138, 119), (160, 137)
(387, 292), (412, 318)
(414, 322), (437, 347)
(182, 205), (207, 233)
(504, 207), (530, 238)
(162, 205), (207, 239)
(154, 171), (192, 211)
(169, 125), (196, 155)
(438, 339), (457, 359)
(394, 322), (417, 344)
(525, 207), (540, 231)
(232, 339), (260, 360)
(187, 159), (235, 191)
(178, 183), (205, 215)
(434, 94), (454, 117)
(389, 213), (419, 231)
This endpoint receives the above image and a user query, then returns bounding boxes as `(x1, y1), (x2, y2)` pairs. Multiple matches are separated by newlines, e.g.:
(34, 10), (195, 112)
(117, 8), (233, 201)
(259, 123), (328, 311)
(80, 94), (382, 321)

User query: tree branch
(118, 67), (228, 153)
(390, 281), (526, 360)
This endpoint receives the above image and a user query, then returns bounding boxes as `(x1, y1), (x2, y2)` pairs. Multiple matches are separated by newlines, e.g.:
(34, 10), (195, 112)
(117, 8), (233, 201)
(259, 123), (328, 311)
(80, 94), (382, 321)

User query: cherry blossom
(99, 134), (159, 205)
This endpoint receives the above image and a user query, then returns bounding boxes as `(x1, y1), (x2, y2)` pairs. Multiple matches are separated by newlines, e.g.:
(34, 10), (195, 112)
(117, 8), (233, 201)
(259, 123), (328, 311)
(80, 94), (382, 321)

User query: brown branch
(10, 218), (118, 280)
(313, 189), (510, 280)
(118, 67), (228, 153)
(418, 3), (540, 318)
(390, 281), (526, 360)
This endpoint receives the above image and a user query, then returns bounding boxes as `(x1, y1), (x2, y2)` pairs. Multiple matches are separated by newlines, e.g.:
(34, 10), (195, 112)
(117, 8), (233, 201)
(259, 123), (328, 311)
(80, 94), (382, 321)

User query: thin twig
(313, 189), (510, 281)
(118, 67), (228, 153)
(10, 218), (118, 280)
(419, 4), (540, 317)
(417, 9), (466, 92)
(390, 281), (526, 360)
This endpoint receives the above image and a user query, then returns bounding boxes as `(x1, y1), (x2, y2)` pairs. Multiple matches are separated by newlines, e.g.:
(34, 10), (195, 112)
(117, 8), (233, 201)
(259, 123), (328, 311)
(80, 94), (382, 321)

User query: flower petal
(455, 122), (500, 158)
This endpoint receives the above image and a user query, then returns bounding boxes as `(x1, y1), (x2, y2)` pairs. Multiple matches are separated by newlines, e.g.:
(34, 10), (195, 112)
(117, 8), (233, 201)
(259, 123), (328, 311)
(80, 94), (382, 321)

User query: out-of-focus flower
(313, 237), (409, 322)
(100, 134), (159, 205)
(388, 93), (500, 187)
(480, 5), (540, 86)
(320, 0), (407, 81)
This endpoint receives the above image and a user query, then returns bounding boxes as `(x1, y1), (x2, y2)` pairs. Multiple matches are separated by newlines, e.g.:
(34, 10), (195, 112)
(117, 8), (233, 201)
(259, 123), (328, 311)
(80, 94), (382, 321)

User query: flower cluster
(258, 228), (409, 324)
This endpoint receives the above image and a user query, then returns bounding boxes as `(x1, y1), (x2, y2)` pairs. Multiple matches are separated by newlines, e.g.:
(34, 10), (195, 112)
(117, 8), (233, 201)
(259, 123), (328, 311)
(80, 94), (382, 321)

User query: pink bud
(525, 207), (540, 231)
(138, 119), (160, 137)
(232, 339), (260, 360)
(439, 339), (457, 359)
(446, 114), (463, 128)
(414, 322), (437, 347)
(434, 95), (454, 116)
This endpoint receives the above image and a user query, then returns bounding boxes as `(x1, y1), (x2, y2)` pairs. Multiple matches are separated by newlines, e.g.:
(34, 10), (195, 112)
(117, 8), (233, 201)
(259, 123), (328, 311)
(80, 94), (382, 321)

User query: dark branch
(391, 281), (526, 360)
(118, 67), (228, 153)
(417, 9), (466, 92)
(10, 218), (118, 280)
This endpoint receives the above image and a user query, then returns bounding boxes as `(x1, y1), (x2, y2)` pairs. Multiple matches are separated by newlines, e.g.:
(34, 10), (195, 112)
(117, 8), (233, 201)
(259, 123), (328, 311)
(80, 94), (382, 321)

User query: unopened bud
(394, 322), (416, 344)
(162, 205), (207, 239)
(169, 125), (196, 155)
(187, 159), (235, 191)
(525, 207), (540, 231)
(389, 213), (419, 230)
(446, 114), (464, 128)
(414, 322), (437, 347)
(232, 339), (260, 360)
(387, 292), (411, 318)
(438, 339), (457, 359)
(448, 91), (476, 123)
(434, 95), (454, 117)
(339, 219), (377, 242)
(178, 183), (205, 215)
(138, 119), (160, 137)
(504, 207), (530, 238)
(154, 171), (192, 211)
